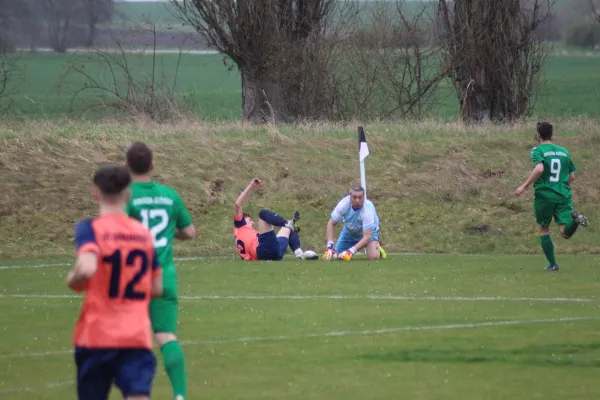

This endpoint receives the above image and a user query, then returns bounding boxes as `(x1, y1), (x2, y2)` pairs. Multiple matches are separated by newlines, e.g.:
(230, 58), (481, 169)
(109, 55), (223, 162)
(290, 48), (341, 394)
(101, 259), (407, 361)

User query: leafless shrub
(0, 53), (23, 114)
(324, 0), (443, 120)
(59, 21), (187, 122)
(437, 0), (554, 123)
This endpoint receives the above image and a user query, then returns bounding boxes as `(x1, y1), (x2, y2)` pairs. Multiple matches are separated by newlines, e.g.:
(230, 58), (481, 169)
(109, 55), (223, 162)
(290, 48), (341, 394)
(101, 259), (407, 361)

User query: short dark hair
(126, 142), (153, 174)
(93, 165), (131, 196)
(349, 185), (365, 194)
(536, 122), (553, 140)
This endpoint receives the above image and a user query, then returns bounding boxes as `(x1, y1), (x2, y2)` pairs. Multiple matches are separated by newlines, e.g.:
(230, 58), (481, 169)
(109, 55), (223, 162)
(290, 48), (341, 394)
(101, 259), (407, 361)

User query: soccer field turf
(1, 254), (600, 399)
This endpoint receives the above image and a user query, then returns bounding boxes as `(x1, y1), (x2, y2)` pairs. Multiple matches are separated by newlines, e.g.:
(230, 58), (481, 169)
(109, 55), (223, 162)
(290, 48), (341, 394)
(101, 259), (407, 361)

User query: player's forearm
(326, 220), (336, 243)
(235, 186), (253, 208)
(353, 236), (370, 252)
(568, 173), (575, 185)
(522, 167), (544, 188)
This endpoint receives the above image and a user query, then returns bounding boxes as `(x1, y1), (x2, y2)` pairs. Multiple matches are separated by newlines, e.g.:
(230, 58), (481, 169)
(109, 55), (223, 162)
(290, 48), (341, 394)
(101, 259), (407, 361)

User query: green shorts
(150, 267), (178, 334)
(534, 197), (573, 227)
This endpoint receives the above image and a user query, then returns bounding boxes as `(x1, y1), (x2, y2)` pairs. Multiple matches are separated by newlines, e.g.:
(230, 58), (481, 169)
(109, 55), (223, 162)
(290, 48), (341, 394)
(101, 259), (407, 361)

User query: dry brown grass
(1, 118), (600, 259)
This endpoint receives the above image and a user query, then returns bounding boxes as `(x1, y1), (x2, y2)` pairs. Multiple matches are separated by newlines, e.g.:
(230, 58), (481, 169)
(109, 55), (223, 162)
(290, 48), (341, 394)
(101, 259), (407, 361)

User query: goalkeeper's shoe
(572, 210), (589, 227)
(379, 246), (387, 260)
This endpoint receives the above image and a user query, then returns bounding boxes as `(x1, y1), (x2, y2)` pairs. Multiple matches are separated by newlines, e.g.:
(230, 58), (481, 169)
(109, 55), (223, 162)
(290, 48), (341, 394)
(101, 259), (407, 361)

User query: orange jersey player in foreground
(234, 178), (317, 261)
(66, 165), (163, 400)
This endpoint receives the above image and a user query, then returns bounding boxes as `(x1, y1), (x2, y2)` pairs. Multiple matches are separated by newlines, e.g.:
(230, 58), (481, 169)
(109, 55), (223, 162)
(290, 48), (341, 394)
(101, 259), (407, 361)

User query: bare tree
(82, 0), (114, 47)
(592, 0), (600, 21)
(0, 0), (21, 53)
(171, 0), (338, 123)
(44, 0), (83, 52)
(437, 0), (554, 123)
(14, 1), (46, 52)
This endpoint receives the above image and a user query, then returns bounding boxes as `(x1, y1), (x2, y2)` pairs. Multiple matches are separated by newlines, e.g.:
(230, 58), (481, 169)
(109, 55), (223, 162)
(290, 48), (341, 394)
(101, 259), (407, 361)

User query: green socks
(563, 221), (579, 238)
(161, 341), (187, 399)
(540, 235), (556, 265)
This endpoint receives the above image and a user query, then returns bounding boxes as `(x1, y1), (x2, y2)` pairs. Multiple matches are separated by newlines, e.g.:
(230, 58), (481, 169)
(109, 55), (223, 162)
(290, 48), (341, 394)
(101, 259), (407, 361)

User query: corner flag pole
(358, 126), (369, 197)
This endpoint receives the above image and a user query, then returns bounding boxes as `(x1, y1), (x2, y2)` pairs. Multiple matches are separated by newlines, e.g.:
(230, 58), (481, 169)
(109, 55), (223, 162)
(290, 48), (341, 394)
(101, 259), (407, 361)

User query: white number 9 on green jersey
(549, 158), (561, 182)
(140, 209), (169, 248)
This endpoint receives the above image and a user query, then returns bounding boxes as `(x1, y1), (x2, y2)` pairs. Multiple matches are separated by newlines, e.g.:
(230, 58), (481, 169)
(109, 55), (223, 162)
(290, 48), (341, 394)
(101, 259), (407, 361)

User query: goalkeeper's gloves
(339, 247), (357, 261)
(323, 241), (337, 261)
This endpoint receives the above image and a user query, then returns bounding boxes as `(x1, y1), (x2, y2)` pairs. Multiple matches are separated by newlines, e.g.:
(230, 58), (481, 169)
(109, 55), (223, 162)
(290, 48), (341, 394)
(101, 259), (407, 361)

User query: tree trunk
(85, 21), (96, 47)
(241, 72), (293, 123)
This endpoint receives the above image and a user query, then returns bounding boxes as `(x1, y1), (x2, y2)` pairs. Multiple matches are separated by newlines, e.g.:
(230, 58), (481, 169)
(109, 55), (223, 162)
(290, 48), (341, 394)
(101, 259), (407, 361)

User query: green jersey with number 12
(126, 181), (192, 269)
(530, 143), (576, 201)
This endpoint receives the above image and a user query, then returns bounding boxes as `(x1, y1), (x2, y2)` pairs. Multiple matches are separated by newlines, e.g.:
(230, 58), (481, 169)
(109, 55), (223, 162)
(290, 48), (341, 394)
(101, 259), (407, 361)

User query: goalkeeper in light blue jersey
(323, 186), (387, 261)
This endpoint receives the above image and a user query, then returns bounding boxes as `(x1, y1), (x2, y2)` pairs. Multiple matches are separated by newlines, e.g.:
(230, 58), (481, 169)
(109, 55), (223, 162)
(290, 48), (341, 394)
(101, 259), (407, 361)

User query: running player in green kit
(125, 142), (196, 400)
(515, 122), (588, 271)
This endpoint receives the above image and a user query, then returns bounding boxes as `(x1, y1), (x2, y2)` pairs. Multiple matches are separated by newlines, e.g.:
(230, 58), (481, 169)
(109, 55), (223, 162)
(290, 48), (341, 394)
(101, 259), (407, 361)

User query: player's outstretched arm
(66, 252), (98, 291)
(235, 178), (261, 217)
(515, 163), (544, 196)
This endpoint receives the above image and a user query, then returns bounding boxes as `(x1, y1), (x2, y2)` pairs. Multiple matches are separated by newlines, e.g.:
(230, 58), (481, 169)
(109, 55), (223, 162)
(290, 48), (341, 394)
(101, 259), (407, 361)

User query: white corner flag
(358, 126), (369, 196)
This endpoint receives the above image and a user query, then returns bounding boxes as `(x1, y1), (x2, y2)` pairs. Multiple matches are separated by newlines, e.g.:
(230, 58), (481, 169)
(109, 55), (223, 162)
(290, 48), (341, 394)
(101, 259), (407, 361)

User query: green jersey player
(515, 122), (588, 271)
(125, 142), (196, 400)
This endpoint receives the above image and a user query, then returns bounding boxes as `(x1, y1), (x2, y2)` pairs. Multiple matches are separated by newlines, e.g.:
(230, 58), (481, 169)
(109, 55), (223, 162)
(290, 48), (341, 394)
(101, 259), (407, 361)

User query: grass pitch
(1, 254), (600, 399)
(5, 49), (600, 121)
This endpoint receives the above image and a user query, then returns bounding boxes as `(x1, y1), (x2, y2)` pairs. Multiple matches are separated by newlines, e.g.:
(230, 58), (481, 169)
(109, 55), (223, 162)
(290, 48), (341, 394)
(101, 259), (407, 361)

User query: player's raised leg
(257, 209), (298, 233)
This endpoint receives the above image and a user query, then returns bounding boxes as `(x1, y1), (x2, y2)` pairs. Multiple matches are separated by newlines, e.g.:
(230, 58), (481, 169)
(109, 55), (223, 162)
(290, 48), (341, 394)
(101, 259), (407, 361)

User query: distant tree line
(0, 0), (113, 53)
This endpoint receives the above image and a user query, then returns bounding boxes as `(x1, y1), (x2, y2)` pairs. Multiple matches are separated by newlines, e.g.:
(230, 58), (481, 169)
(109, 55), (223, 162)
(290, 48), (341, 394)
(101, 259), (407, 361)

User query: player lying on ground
(234, 178), (317, 261)
(515, 121), (588, 272)
(323, 185), (387, 261)
(125, 142), (196, 400)
(67, 165), (163, 400)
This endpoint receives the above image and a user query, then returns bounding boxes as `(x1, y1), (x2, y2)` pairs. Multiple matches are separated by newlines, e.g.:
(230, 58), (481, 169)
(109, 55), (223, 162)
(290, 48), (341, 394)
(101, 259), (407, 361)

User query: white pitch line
(0, 252), (492, 271)
(0, 316), (593, 361)
(181, 316), (594, 346)
(0, 293), (594, 303)
(180, 294), (594, 303)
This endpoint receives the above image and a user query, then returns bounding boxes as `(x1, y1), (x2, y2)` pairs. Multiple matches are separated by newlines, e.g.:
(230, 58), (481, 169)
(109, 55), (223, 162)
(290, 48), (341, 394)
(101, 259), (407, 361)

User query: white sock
(294, 249), (303, 257)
